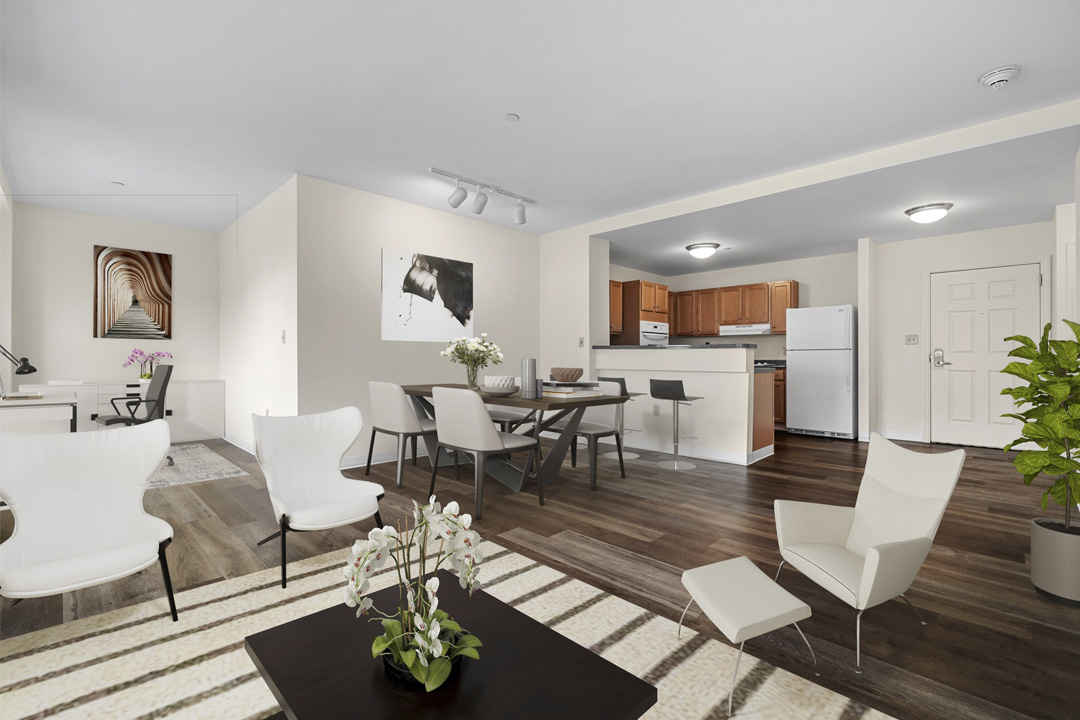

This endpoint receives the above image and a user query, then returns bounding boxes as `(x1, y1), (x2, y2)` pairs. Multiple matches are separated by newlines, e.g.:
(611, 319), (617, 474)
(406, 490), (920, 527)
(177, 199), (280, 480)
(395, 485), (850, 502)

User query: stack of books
(542, 381), (602, 399)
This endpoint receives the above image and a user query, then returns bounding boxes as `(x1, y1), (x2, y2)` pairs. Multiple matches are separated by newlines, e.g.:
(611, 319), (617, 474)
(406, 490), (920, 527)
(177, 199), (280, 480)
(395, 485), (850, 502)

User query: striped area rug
(0, 543), (894, 720)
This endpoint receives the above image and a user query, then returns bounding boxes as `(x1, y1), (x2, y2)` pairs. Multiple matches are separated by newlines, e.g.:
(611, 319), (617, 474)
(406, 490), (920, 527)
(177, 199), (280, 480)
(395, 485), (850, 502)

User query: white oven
(639, 321), (669, 346)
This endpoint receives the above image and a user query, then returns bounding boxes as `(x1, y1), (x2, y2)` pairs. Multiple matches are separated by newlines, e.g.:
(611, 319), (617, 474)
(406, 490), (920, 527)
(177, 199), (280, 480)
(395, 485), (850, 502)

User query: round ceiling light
(905, 203), (954, 224)
(686, 243), (721, 259)
(110, 181), (125, 186)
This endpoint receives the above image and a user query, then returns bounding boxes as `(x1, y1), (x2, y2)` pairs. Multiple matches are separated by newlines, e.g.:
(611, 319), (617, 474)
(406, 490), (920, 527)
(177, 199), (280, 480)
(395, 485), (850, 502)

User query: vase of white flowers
(343, 496), (485, 693)
(440, 334), (503, 390)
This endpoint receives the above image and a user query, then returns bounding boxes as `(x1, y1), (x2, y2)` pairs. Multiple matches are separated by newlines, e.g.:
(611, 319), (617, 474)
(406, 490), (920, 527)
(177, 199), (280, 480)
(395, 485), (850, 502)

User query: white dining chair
(554, 380), (626, 490)
(0, 420), (179, 621)
(253, 407), (385, 588)
(774, 433), (965, 672)
(428, 386), (541, 520)
(366, 381), (438, 488)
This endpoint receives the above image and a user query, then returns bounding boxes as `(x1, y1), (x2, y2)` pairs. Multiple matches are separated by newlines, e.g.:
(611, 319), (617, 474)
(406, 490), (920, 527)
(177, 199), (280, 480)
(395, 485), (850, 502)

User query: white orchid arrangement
(343, 496), (484, 692)
(440, 333), (503, 388)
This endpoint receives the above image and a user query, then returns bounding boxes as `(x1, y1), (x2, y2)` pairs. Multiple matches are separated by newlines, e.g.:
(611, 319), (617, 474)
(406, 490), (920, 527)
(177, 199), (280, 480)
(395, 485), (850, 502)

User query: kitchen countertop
(753, 359), (787, 367)
(592, 344), (758, 349)
(754, 366), (775, 373)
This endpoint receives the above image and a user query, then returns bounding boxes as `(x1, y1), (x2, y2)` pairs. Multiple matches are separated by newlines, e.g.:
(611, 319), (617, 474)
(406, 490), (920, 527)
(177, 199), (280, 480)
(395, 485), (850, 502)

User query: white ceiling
(602, 126), (1080, 276)
(2, 1), (1080, 235)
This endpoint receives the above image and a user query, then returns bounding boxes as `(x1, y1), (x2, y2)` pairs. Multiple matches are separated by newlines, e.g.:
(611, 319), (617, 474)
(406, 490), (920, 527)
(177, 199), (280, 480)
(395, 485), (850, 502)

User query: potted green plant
(1001, 320), (1080, 605)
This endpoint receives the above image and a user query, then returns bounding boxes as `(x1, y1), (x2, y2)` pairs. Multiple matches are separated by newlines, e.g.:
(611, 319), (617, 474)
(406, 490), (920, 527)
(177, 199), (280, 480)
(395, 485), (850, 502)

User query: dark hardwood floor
(2, 433), (1077, 720)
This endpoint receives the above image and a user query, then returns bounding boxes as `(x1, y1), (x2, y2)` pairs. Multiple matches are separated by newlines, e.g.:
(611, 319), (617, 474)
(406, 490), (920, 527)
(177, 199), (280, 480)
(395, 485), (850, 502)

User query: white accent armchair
(774, 432), (965, 672)
(0, 420), (178, 621)
(253, 407), (385, 588)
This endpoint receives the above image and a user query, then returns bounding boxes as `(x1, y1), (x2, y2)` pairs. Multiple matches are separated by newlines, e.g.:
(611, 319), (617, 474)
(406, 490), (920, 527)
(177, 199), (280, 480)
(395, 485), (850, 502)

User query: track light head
(471, 188), (489, 214)
(447, 181), (468, 208)
(514, 200), (526, 225)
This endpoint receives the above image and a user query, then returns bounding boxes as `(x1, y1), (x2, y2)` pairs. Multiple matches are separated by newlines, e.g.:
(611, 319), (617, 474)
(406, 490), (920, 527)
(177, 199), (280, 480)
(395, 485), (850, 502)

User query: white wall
(12, 202), (220, 384)
(0, 165), (13, 391)
(873, 220), (1055, 441)
(1053, 203), (1077, 338)
(538, 227), (594, 375)
(295, 175), (540, 463)
(609, 263), (669, 285)
(218, 176), (299, 449)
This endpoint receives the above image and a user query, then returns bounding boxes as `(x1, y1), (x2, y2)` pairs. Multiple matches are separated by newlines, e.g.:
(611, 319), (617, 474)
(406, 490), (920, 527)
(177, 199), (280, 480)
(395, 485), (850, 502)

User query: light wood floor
(2, 433), (1077, 720)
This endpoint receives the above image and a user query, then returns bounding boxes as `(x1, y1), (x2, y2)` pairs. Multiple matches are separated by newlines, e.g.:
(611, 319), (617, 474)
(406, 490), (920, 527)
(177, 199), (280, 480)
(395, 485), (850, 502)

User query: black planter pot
(382, 648), (463, 692)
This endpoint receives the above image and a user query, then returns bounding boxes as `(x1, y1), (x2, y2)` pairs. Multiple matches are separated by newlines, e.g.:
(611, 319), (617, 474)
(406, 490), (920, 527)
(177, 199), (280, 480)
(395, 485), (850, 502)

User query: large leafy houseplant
(343, 496), (484, 692)
(1000, 320), (1080, 531)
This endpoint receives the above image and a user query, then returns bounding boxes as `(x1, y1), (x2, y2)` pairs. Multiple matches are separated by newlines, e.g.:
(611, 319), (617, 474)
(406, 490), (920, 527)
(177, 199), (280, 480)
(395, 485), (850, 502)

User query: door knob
(932, 348), (952, 367)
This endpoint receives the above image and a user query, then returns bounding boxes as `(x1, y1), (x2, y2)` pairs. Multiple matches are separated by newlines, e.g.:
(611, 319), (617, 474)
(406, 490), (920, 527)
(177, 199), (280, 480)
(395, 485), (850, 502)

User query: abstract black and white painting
(381, 250), (474, 342)
(94, 246), (173, 339)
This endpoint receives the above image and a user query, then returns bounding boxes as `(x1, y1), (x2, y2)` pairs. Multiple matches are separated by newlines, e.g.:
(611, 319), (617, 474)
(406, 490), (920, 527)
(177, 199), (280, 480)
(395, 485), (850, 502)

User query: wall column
(857, 237), (876, 441)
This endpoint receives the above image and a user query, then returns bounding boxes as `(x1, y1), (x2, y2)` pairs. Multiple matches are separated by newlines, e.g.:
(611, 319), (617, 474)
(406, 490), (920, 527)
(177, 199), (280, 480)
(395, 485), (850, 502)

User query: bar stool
(650, 379), (701, 471)
(598, 376), (643, 460)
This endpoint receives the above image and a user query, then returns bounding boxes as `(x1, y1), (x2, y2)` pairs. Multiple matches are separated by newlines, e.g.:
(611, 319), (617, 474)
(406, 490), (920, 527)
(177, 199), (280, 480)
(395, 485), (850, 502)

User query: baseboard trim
(746, 445), (774, 464)
(223, 433), (254, 454)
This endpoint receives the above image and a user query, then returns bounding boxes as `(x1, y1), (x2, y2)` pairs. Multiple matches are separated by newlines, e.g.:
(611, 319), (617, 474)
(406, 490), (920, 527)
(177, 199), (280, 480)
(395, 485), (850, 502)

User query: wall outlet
(578, 336), (584, 348)
(905, 334), (919, 346)
(653, 404), (660, 416)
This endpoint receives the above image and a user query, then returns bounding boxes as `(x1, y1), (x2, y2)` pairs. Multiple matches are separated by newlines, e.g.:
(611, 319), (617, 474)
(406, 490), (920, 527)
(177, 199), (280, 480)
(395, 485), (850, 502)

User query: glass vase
(465, 365), (480, 390)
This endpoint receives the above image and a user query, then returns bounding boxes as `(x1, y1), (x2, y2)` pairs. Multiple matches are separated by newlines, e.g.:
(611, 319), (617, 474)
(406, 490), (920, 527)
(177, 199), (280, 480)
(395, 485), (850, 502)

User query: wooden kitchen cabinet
(719, 283), (769, 325)
(636, 281), (669, 314)
(774, 369), (786, 425)
(674, 292), (695, 336)
(609, 280), (623, 334)
(719, 286), (743, 325)
(767, 280), (799, 334)
(694, 288), (720, 335)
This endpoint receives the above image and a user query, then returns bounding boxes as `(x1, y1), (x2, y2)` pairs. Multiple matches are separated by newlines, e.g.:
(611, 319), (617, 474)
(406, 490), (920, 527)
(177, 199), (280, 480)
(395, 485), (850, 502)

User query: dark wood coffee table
(245, 570), (657, 720)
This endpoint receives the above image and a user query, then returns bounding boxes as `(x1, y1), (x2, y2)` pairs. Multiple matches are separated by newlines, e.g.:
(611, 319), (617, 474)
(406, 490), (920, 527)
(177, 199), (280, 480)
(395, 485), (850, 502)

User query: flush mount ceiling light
(110, 181), (125, 186)
(686, 243), (722, 259)
(447, 180), (468, 208)
(979, 65), (1020, 88)
(904, 203), (954, 224)
(430, 168), (537, 224)
(505, 113), (520, 122)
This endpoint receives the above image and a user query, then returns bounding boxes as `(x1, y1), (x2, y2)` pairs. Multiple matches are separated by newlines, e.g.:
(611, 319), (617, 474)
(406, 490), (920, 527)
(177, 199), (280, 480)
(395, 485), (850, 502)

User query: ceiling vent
(979, 66), (1020, 88)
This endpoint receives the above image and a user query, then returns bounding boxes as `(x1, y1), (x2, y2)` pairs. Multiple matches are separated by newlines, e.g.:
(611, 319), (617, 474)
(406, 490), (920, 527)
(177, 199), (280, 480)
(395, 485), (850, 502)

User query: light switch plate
(905, 334), (919, 345)
(578, 336), (584, 348)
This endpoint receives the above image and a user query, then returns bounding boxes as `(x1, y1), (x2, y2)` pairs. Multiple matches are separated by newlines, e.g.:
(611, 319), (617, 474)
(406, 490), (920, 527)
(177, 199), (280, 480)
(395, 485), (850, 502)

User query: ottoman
(678, 556), (817, 716)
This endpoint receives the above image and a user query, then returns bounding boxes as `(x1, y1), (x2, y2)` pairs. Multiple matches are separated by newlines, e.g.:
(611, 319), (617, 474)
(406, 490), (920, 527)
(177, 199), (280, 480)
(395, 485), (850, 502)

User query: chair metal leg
(411, 435), (418, 465)
(280, 516), (288, 589)
(774, 560), (785, 581)
(658, 399), (695, 471)
(395, 434), (407, 489)
(167, 455), (174, 467)
(899, 593), (928, 625)
(728, 640), (745, 716)
(158, 540), (178, 622)
(256, 530), (281, 546)
(522, 448), (542, 506)
(570, 439), (577, 467)
(677, 597), (694, 638)
(365, 430), (376, 475)
(588, 435), (598, 491)
(374, 511), (383, 527)
(615, 433), (626, 478)
(793, 622), (819, 675)
(474, 452), (487, 521)
(855, 609), (864, 674)
(428, 445), (440, 497)
(454, 450), (461, 479)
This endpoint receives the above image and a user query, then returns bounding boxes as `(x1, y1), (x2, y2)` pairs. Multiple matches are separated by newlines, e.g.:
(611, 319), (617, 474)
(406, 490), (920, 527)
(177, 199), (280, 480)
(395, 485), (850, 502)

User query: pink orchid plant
(343, 496), (484, 692)
(122, 348), (173, 378)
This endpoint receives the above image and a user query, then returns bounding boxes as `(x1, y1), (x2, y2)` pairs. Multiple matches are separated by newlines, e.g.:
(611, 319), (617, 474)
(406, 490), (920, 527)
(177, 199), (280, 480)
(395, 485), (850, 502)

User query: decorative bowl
(550, 367), (583, 383)
(479, 385), (519, 397)
(483, 375), (515, 388)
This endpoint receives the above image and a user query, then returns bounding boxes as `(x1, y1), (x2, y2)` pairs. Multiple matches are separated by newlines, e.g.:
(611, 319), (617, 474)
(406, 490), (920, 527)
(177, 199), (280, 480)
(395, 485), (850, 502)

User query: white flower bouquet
(440, 333), (504, 389)
(343, 496), (484, 692)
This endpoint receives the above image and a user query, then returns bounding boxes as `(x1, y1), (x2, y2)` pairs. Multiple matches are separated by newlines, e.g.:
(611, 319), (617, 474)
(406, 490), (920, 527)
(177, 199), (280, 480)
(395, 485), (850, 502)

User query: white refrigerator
(785, 304), (857, 439)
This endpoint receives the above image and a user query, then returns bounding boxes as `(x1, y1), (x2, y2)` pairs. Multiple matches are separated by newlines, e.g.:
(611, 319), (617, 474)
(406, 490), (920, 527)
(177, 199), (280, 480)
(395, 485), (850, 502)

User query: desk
(401, 384), (627, 492)
(245, 569), (656, 720)
(0, 394), (78, 433)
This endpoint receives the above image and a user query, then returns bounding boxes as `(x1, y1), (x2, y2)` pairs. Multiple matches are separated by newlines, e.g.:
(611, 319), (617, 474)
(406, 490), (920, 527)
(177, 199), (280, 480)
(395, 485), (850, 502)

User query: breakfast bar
(593, 345), (774, 465)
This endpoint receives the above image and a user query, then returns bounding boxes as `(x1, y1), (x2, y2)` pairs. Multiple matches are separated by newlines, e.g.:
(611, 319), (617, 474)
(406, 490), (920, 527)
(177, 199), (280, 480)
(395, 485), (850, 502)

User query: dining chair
(253, 407), (385, 588)
(428, 386), (541, 520)
(0, 420), (179, 621)
(366, 381), (438, 488)
(555, 380), (626, 490)
(774, 433), (965, 672)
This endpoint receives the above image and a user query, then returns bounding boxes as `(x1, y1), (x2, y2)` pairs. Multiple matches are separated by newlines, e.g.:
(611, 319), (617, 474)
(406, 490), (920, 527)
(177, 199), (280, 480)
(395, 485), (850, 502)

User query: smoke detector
(979, 66), (1020, 88)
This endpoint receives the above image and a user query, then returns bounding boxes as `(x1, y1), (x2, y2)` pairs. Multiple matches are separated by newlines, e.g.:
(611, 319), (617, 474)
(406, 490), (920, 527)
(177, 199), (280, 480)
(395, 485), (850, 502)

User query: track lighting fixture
(471, 187), (489, 214)
(430, 168), (537, 225)
(447, 181), (468, 208)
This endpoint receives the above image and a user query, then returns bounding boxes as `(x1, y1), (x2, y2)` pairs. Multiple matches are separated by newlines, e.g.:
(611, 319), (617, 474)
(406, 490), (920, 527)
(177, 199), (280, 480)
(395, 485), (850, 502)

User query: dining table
(400, 384), (628, 494)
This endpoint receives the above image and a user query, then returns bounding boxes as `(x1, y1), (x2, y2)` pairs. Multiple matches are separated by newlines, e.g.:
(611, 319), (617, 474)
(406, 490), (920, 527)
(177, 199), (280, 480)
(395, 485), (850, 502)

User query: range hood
(723, 323), (772, 336)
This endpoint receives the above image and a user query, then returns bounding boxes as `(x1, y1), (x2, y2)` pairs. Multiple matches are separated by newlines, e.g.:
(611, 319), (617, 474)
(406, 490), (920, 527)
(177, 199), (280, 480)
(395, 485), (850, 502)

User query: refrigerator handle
(846, 354), (851, 393)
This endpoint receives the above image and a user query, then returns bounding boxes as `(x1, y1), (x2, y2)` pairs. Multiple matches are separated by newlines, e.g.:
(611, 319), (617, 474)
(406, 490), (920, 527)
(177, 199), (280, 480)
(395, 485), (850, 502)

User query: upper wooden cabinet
(674, 292), (694, 336)
(767, 280), (800, 334)
(719, 283), (769, 325)
(671, 289), (719, 336)
(609, 280), (623, 335)
(636, 281), (669, 314)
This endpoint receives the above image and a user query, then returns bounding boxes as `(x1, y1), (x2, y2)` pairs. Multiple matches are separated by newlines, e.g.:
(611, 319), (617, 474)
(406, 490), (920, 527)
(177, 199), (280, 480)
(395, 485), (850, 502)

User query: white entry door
(930, 264), (1042, 448)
